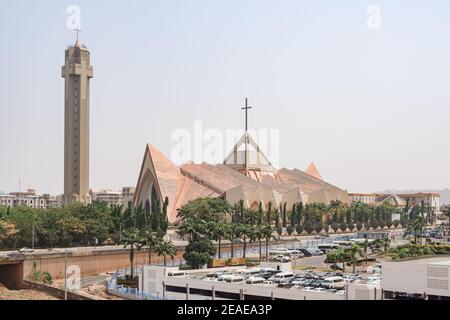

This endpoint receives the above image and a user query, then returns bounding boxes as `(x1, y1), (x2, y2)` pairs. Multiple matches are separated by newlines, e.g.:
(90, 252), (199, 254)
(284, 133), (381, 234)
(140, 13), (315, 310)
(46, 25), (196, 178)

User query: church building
(133, 127), (349, 224)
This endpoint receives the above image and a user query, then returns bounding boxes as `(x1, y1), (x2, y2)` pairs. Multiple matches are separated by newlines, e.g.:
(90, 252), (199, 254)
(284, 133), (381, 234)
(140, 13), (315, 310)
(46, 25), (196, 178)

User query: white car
(18, 247), (34, 253)
(367, 264), (382, 274)
(272, 255), (291, 262)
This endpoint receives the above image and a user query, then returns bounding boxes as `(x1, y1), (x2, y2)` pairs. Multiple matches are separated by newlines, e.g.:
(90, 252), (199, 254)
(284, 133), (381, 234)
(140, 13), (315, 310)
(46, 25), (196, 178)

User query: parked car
(245, 276), (266, 285)
(343, 274), (361, 282)
(18, 247), (34, 253)
(367, 264), (382, 274)
(167, 271), (187, 277)
(321, 276), (346, 289)
(272, 255), (291, 263)
(296, 248), (312, 257)
(330, 263), (344, 271)
(307, 248), (324, 256)
(269, 272), (294, 283)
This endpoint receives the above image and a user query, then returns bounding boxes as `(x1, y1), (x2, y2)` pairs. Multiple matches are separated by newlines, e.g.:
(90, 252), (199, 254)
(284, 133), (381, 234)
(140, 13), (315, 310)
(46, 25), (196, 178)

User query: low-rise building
(382, 257), (450, 299)
(92, 190), (123, 207)
(349, 192), (441, 213)
(91, 187), (136, 207)
(0, 189), (57, 209)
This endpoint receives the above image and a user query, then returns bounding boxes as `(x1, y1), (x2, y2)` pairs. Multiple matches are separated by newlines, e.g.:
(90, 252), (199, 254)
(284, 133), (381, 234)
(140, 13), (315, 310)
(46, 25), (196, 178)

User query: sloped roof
(135, 143), (349, 224)
(277, 168), (346, 194)
(223, 132), (276, 172)
(378, 194), (407, 207)
(305, 162), (322, 180)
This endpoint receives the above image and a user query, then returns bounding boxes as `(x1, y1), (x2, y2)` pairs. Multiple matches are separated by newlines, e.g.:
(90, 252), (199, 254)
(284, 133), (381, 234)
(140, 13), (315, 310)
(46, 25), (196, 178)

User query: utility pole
(64, 250), (68, 300)
(32, 223), (35, 250)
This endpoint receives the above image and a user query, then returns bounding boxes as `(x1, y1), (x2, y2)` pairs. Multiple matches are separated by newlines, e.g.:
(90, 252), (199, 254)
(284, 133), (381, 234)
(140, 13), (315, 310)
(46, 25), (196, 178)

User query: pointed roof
(305, 162), (322, 180)
(223, 132), (277, 173)
(378, 194), (406, 207)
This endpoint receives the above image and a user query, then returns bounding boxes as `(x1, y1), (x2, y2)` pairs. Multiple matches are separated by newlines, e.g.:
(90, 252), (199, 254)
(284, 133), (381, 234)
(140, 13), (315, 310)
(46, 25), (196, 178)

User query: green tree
(183, 237), (215, 269)
(155, 240), (177, 266)
(282, 202), (287, 228)
(177, 198), (230, 223)
(207, 221), (227, 259)
(141, 230), (159, 265)
(121, 228), (143, 278)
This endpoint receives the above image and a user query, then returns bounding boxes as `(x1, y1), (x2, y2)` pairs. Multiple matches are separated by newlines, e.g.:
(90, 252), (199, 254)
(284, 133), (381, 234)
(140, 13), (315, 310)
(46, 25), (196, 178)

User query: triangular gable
(223, 132), (277, 172)
(305, 162), (323, 180)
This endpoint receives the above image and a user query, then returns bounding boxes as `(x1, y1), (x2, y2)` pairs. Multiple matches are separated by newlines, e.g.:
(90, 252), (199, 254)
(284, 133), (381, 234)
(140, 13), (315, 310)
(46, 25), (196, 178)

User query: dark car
(295, 248), (313, 257)
(259, 270), (279, 280)
(330, 264), (344, 271)
(310, 280), (324, 288)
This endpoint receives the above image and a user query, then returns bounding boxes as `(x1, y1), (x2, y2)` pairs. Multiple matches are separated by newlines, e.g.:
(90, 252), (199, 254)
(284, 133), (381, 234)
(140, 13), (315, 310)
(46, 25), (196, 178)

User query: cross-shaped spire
(74, 27), (81, 45)
(241, 97), (252, 132)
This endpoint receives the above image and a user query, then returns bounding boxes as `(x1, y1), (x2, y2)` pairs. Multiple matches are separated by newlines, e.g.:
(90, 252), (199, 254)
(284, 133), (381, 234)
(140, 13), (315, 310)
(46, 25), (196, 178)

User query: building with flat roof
(382, 257), (450, 299)
(0, 189), (57, 209)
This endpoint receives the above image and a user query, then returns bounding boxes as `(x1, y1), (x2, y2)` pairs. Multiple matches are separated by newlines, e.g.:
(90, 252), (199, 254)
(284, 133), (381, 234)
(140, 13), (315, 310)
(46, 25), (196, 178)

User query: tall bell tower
(62, 39), (93, 205)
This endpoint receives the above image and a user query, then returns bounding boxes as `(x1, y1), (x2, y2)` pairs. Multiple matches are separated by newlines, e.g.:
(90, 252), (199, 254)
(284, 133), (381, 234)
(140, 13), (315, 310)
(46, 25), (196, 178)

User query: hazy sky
(1, 0), (449, 195)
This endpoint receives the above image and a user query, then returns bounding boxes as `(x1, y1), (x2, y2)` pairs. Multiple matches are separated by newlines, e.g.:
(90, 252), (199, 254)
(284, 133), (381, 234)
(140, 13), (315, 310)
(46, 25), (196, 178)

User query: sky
(0, 0), (449, 195)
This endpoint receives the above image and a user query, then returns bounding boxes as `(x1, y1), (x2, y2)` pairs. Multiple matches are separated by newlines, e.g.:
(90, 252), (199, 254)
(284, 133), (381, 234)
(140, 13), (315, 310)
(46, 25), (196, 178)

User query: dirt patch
(0, 283), (59, 300)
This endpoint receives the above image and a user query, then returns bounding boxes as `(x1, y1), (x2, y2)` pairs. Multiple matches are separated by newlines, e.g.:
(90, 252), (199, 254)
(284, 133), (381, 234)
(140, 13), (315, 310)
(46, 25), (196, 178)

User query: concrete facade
(62, 42), (93, 206)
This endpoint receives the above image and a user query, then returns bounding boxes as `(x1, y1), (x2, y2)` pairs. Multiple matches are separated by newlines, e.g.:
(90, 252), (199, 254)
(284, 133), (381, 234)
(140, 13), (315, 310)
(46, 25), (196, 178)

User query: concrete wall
(0, 261), (23, 289)
(22, 249), (186, 281)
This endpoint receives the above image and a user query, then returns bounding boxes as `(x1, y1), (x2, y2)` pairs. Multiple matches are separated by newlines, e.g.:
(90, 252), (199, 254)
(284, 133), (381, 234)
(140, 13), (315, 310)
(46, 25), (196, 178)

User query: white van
(268, 271), (294, 283)
(167, 271), (187, 277)
(222, 275), (245, 284)
(321, 276), (345, 289)
(234, 268), (261, 277)
(245, 276), (266, 285)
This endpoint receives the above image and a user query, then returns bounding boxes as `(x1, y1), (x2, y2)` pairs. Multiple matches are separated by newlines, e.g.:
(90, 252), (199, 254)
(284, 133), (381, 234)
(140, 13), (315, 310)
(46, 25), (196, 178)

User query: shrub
(393, 220), (400, 228)
(379, 220), (386, 229)
(314, 222), (323, 234)
(386, 220), (392, 229)
(323, 224), (330, 234)
(370, 220), (380, 230)
(304, 223), (314, 235)
(356, 222), (363, 231)
(286, 226), (294, 236)
(331, 222), (340, 233)
(339, 222), (347, 232)
(295, 224), (303, 235)
(277, 225), (283, 236)
(347, 223), (355, 232)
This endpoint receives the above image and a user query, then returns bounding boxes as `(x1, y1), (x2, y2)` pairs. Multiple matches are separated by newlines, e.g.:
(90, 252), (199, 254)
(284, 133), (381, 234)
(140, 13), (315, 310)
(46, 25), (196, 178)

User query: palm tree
(359, 239), (369, 263)
(382, 237), (391, 254)
(261, 225), (273, 262)
(142, 230), (159, 265)
(155, 240), (177, 266)
(177, 219), (203, 241)
(121, 228), (143, 279)
(207, 221), (227, 259)
(248, 227), (261, 262)
(345, 244), (363, 273)
(224, 224), (236, 258)
(239, 224), (251, 258)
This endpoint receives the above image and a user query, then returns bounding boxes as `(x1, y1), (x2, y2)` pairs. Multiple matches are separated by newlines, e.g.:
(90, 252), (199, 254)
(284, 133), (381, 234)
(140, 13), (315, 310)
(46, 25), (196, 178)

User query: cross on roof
(74, 27), (81, 44)
(241, 97), (252, 132)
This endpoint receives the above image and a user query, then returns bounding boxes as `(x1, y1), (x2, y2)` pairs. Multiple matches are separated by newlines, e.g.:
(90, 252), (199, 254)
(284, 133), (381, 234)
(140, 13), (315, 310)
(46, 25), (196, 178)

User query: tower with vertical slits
(62, 40), (93, 205)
